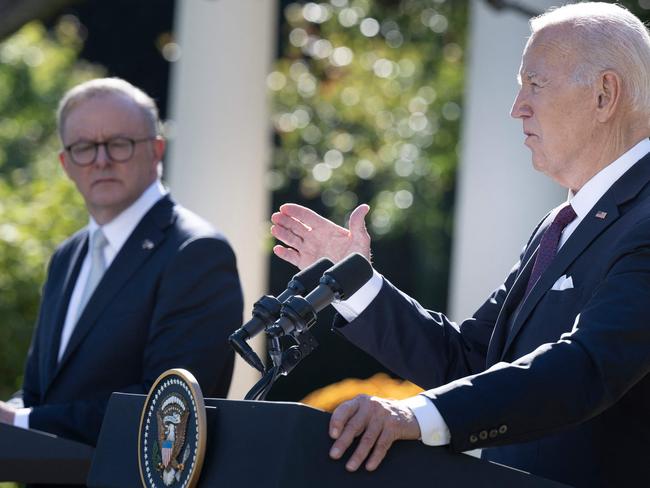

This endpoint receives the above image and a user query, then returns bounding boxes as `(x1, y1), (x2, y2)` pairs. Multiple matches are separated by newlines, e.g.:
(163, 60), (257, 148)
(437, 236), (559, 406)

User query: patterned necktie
(76, 228), (108, 321)
(524, 203), (577, 298)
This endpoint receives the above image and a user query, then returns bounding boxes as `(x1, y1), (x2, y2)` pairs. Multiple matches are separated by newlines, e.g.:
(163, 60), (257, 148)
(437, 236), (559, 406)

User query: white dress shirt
(13, 180), (167, 429)
(332, 137), (650, 446)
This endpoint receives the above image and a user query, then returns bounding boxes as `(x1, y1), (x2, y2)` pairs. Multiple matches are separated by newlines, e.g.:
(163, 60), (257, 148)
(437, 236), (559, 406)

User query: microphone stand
(243, 328), (319, 401)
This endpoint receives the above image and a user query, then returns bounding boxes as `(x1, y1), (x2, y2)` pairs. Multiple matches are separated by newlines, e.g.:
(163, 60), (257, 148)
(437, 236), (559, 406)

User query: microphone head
(321, 253), (373, 300)
(287, 257), (334, 295)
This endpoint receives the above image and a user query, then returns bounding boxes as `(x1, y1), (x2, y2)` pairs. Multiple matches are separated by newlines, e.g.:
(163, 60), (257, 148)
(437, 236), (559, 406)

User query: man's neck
(569, 126), (650, 192)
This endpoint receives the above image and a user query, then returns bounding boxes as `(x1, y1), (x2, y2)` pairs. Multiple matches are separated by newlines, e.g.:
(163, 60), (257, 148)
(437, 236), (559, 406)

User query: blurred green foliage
(0, 18), (102, 398)
(269, 0), (467, 303)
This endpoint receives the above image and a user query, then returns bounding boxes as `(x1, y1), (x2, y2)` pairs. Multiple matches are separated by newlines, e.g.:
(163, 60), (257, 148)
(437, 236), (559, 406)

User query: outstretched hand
(271, 203), (371, 270)
(328, 395), (421, 472)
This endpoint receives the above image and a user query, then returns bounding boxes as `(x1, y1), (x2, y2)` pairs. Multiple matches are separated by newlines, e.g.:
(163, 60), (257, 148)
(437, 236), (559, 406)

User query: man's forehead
(519, 32), (575, 78)
(66, 95), (146, 125)
(63, 95), (148, 140)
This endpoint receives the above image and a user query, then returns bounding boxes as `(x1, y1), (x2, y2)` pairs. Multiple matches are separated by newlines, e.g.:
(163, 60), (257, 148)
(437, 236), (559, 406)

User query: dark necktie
(524, 203), (577, 298)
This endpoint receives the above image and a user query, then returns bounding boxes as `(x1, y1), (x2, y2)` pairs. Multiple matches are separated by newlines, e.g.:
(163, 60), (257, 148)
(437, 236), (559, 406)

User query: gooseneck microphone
(228, 258), (334, 371)
(266, 253), (373, 338)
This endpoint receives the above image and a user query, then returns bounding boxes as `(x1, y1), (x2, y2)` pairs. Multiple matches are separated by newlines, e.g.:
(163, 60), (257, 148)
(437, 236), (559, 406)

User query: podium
(86, 393), (569, 488)
(0, 422), (94, 484)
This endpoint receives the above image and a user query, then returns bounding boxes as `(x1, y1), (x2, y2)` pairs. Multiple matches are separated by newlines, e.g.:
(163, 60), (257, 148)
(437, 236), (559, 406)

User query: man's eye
(108, 138), (131, 150)
(71, 143), (94, 153)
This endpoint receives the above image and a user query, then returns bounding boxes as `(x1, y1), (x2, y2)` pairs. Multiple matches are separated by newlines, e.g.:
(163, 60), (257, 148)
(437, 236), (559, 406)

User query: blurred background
(1, 0), (649, 419)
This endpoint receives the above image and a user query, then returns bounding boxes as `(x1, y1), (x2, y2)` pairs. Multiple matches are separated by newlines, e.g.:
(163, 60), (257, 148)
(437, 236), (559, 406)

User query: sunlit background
(1, 2), (650, 452)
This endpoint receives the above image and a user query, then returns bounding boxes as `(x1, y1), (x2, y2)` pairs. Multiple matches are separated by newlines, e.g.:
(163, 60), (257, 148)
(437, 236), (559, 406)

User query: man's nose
(510, 90), (529, 119)
(94, 143), (111, 166)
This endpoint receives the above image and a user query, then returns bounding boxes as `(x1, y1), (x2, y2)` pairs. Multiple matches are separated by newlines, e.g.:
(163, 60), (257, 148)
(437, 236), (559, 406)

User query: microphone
(266, 253), (373, 338)
(228, 258), (334, 371)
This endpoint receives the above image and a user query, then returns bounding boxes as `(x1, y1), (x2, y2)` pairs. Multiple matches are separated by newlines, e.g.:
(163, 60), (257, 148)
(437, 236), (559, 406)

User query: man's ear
(595, 70), (621, 123)
(59, 151), (71, 177)
(153, 136), (166, 162)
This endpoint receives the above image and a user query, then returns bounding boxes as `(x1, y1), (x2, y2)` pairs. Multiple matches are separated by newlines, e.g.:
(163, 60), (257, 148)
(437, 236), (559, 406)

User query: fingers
(270, 223), (303, 250)
(348, 204), (370, 234)
(279, 203), (343, 231)
(329, 395), (383, 471)
(328, 396), (421, 472)
(329, 397), (361, 442)
(272, 245), (301, 268)
(347, 204), (372, 261)
(365, 430), (395, 471)
(272, 211), (311, 234)
(345, 416), (384, 471)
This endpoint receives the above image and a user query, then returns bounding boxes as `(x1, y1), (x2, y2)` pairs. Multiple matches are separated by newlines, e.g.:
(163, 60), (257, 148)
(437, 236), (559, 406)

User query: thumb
(348, 204), (370, 237)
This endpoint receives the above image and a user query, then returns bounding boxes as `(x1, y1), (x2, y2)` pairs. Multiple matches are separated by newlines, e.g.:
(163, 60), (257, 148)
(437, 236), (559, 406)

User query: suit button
(489, 429), (498, 438)
(498, 424), (508, 434)
(479, 430), (488, 440)
(469, 434), (478, 444)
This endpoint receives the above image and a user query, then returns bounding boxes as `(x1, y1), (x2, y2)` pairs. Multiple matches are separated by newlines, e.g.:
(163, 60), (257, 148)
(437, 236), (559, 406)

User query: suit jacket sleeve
(22, 253), (56, 409)
(26, 236), (243, 445)
(335, 258), (522, 390)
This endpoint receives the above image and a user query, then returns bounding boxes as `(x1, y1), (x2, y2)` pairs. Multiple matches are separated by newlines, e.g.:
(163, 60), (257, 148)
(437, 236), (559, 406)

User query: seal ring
(138, 369), (206, 488)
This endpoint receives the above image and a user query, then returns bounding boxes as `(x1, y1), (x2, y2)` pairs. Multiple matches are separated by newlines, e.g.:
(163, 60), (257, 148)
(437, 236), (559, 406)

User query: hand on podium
(0, 401), (16, 424)
(328, 394), (421, 472)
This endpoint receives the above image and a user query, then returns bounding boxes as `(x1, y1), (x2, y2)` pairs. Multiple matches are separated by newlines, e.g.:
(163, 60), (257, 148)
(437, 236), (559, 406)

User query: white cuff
(13, 407), (31, 429)
(332, 270), (383, 322)
(402, 394), (451, 446)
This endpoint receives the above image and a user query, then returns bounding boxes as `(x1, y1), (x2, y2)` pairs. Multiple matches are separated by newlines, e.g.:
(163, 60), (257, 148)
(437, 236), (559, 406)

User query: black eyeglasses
(64, 136), (155, 166)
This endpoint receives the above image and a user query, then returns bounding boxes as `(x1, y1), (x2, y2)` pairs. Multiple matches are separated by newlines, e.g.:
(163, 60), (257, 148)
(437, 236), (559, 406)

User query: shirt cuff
(332, 270), (383, 322)
(402, 394), (451, 446)
(13, 407), (31, 429)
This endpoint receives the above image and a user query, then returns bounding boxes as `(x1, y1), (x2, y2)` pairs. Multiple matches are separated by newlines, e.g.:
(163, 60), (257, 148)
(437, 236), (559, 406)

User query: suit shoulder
(170, 205), (233, 248)
(50, 227), (86, 260)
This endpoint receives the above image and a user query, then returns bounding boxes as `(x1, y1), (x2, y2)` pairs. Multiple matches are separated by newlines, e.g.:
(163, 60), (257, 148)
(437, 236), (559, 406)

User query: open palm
(271, 203), (371, 270)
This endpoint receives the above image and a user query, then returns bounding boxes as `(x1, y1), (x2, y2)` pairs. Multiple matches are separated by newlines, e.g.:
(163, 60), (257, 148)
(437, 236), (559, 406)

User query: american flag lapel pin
(595, 211), (607, 219)
(142, 239), (155, 250)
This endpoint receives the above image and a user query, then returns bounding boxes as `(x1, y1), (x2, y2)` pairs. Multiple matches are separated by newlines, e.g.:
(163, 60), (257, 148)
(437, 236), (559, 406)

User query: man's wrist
(401, 394), (451, 446)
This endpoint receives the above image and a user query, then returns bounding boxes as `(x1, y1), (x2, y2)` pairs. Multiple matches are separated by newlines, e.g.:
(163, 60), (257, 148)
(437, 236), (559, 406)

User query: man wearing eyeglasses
(0, 78), (243, 446)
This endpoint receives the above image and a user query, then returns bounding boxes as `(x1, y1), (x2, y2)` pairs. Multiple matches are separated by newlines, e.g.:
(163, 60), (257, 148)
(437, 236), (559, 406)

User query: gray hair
(57, 77), (161, 140)
(530, 2), (650, 117)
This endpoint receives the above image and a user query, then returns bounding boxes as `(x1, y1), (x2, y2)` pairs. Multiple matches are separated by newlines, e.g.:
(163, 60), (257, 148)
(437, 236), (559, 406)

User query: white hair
(57, 77), (161, 139)
(530, 2), (650, 116)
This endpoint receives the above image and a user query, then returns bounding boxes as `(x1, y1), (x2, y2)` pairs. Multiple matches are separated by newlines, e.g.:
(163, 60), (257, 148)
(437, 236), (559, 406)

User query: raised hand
(328, 394), (421, 472)
(271, 203), (371, 270)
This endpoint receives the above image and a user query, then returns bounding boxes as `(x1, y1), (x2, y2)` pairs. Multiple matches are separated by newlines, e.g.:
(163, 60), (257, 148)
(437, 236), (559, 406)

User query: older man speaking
(271, 3), (650, 486)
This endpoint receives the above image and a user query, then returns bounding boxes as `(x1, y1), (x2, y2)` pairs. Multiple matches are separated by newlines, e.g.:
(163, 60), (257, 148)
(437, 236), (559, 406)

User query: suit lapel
(42, 233), (88, 388)
(500, 152), (650, 359)
(486, 248), (537, 366)
(53, 196), (175, 378)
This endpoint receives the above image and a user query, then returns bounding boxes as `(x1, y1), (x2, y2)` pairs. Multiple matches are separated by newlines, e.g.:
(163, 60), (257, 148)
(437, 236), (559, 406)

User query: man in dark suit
(0, 78), (243, 446)
(270, 3), (650, 486)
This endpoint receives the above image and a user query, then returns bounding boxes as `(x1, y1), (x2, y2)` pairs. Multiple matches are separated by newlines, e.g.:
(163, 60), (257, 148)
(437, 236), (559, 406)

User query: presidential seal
(138, 369), (206, 488)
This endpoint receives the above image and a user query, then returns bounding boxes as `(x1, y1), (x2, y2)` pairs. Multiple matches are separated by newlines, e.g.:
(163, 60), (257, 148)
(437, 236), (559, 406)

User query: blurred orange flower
(300, 373), (423, 412)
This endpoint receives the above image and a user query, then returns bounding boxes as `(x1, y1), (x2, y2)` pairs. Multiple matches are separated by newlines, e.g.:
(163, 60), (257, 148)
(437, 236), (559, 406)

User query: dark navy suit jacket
(338, 153), (650, 487)
(21, 194), (243, 446)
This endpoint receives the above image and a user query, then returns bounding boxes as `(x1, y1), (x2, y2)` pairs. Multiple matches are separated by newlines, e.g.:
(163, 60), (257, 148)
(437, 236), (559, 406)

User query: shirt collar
(88, 180), (167, 251)
(569, 138), (650, 219)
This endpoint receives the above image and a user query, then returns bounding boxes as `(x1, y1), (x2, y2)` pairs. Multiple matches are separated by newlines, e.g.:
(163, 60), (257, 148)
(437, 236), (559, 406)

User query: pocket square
(551, 275), (574, 291)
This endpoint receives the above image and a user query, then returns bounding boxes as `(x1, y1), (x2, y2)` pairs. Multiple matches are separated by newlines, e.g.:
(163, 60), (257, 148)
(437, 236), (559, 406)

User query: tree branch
(483, 0), (542, 19)
(0, 0), (79, 41)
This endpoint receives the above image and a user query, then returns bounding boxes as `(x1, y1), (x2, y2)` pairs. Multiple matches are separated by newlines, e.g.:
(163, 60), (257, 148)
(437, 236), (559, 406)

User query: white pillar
(449, 1), (567, 320)
(167, 0), (277, 398)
